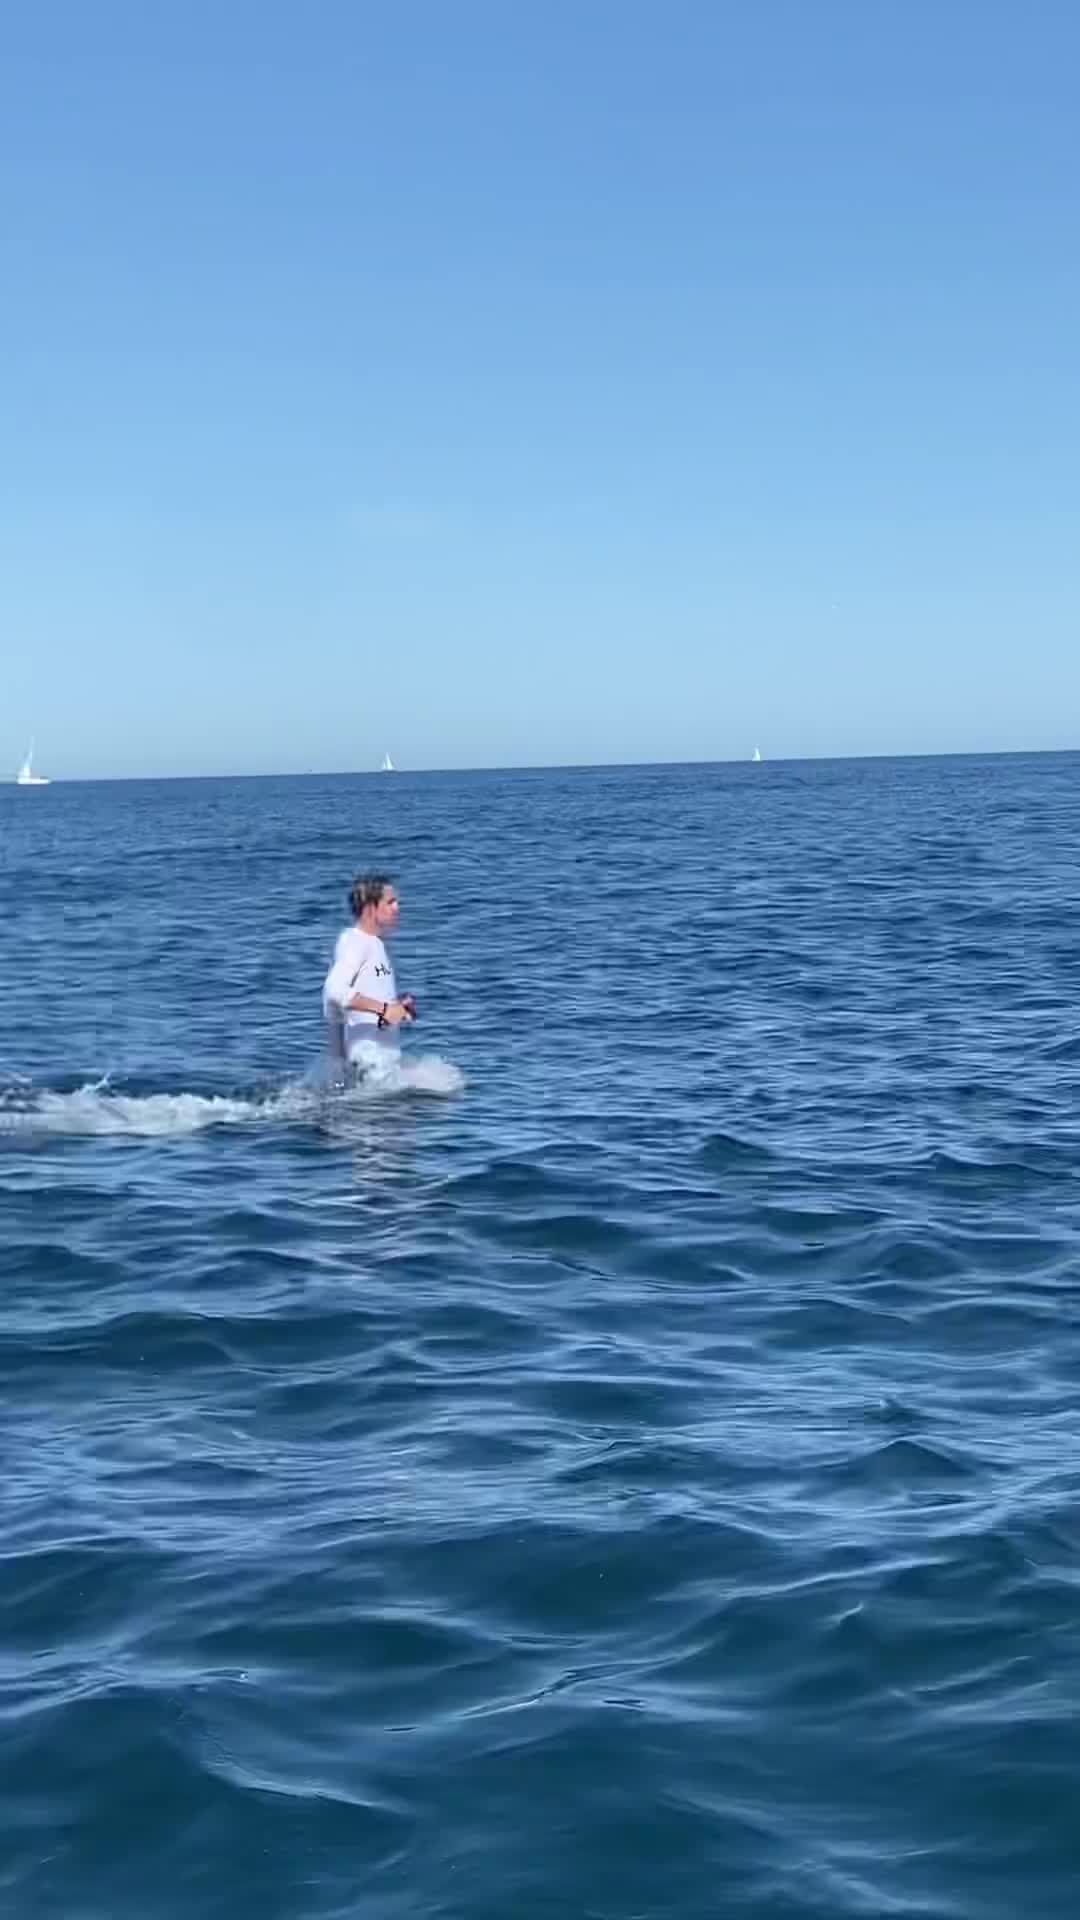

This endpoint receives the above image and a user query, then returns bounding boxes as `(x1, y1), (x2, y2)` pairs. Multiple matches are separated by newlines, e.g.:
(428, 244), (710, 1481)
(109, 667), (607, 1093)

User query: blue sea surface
(3, 755), (1080, 1919)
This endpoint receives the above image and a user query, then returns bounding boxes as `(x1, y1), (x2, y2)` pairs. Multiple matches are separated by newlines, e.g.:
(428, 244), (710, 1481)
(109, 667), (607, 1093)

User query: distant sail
(16, 740), (50, 785)
(380, 751), (395, 772)
(752, 746), (761, 763)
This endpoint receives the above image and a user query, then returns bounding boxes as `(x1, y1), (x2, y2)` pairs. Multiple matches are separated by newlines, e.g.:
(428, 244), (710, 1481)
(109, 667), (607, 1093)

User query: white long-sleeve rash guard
(322, 926), (398, 1063)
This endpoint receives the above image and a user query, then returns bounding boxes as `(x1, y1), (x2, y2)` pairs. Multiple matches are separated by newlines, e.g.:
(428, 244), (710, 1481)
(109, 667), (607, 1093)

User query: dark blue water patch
(5, 757), (1080, 1917)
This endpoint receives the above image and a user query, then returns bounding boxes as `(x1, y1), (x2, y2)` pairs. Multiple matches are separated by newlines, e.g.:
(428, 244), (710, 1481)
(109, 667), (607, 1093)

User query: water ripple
(4, 759), (1080, 1917)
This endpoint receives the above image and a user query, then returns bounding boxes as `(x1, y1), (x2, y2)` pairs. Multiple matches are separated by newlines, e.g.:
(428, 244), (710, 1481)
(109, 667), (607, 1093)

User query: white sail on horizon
(16, 740), (50, 785)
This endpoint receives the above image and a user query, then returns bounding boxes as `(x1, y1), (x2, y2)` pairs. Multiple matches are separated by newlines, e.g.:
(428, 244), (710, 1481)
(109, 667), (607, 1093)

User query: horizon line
(5, 744), (1080, 785)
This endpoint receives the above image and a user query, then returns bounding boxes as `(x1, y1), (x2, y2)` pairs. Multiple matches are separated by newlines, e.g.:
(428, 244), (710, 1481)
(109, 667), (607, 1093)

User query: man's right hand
(384, 999), (413, 1026)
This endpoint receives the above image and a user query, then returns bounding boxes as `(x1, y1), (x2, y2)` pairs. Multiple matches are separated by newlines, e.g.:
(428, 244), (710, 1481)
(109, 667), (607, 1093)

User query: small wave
(0, 1057), (465, 1138)
(699, 1130), (776, 1171)
(1040, 1031), (1080, 1061)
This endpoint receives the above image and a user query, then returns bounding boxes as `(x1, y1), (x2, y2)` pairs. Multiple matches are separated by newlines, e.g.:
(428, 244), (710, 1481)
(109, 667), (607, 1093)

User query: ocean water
(3, 755), (1080, 1919)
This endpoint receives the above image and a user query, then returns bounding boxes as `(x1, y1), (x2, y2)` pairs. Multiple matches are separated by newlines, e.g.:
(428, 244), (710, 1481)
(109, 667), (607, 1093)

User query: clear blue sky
(2, 1), (1077, 778)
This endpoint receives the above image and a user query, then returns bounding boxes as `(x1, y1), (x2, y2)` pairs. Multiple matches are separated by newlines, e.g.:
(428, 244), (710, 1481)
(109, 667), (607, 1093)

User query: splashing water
(0, 1057), (465, 1138)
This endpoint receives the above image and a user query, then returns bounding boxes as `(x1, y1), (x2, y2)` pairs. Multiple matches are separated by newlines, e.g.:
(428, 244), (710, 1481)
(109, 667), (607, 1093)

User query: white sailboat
(16, 741), (50, 786)
(752, 746), (761, 763)
(379, 751), (395, 772)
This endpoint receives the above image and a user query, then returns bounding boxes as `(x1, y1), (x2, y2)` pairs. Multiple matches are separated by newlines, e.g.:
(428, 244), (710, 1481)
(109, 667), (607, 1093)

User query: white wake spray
(0, 1057), (465, 1138)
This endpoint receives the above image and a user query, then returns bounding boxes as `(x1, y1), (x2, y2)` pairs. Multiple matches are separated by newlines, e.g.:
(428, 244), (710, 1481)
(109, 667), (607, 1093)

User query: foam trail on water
(381, 1054), (466, 1098)
(27, 1087), (260, 1136)
(0, 1057), (465, 1138)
